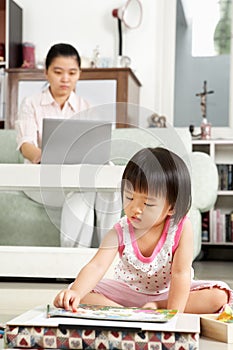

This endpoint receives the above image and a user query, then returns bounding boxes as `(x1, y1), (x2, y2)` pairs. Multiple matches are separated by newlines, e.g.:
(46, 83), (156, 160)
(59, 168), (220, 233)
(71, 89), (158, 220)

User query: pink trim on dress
(128, 217), (171, 263)
(115, 215), (187, 262)
(114, 222), (125, 256)
(172, 216), (187, 253)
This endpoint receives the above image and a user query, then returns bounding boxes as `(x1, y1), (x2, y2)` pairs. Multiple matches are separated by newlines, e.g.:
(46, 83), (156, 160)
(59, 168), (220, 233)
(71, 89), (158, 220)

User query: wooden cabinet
(192, 139), (233, 250)
(5, 67), (141, 128)
(0, 0), (22, 69)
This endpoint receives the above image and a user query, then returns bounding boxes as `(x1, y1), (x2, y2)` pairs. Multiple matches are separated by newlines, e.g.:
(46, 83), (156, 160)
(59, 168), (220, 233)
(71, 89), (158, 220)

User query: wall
(15, 0), (161, 127)
(174, 0), (230, 128)
(9, 0), (233, 134)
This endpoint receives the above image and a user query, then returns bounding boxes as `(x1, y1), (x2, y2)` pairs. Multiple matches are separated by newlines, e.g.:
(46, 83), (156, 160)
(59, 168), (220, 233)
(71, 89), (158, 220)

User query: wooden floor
(193, 260), (233, 289)
(1, 260), (233, 349)
(193, 260), (233, 349)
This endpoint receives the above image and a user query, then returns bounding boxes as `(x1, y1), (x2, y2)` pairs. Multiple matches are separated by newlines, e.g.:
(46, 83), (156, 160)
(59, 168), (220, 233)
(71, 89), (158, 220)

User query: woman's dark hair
(45, 43), (81, 70)
(121, 147), (192, 225)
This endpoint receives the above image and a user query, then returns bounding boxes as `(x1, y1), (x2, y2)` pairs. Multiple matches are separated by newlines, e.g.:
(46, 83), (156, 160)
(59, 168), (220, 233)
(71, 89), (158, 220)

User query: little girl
(54, 147), (233, 313)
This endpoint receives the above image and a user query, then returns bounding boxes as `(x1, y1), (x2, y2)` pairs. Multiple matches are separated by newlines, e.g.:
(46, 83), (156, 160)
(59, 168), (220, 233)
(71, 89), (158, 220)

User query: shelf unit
(192, 139), (233, 248)
(0, 0), (22, 125)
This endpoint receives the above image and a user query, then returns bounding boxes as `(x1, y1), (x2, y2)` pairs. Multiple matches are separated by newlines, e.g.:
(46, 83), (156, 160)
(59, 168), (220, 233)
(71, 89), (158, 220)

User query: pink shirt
(15, 87), (90, 150)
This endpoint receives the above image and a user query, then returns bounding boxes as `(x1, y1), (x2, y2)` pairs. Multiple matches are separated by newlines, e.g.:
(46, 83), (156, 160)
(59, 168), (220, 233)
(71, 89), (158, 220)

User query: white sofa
(0, 126), (219, 320)
(0, 127), (218, 281)
(111, 126), (218, 260)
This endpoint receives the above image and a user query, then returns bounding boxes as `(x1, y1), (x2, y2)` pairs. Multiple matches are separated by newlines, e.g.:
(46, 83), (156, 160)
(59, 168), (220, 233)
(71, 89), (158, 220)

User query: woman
(16, 43), (89, 164)
(15, 43), (121, 247)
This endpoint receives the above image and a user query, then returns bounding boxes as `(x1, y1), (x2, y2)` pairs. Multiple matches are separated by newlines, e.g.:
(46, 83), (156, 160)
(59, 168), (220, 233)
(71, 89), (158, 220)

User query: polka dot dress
(114, 216), (179, 295)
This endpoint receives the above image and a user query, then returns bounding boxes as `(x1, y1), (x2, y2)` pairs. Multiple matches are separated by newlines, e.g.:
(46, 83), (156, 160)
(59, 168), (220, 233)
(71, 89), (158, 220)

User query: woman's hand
(20, 143), (41, 164)
(31, 147), (41, 164)
(53, 289), (81, 312)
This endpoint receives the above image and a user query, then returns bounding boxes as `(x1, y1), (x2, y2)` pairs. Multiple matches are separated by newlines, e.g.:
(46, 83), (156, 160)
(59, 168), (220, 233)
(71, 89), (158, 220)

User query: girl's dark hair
(121, 147), (192, 225)
(45, 43), (81, 70)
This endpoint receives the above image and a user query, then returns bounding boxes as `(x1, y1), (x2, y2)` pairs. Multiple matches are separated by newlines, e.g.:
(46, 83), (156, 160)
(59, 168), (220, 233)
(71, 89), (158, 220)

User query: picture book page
(48, 304), (178, 323)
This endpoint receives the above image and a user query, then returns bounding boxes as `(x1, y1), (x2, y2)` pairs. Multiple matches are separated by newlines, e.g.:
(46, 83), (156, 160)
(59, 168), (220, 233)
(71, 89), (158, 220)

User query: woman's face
(45, 55), (80, 100)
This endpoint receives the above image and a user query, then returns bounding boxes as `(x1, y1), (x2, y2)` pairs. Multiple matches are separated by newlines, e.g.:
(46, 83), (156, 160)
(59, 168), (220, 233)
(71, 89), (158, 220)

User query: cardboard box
(201, 314), (233, 343)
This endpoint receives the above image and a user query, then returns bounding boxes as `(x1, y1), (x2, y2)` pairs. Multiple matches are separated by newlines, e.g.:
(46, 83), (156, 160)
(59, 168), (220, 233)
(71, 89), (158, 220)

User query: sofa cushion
(190, 151), (218, 212)
(0, 190), (60, 246)
(0, 129), (60, 246)
(0, 130), (23, 163)
(111, 127), (192, 165)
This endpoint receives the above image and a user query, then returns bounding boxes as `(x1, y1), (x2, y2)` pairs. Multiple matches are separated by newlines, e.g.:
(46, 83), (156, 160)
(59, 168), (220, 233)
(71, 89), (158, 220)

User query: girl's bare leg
(81, 287), (228, 313)
(143, 298), (168, 309)
(184, 287), (228, 314)
(144, 287), (228, 314)
(143, 302), (158, 309)
(81, 292), (122, 307)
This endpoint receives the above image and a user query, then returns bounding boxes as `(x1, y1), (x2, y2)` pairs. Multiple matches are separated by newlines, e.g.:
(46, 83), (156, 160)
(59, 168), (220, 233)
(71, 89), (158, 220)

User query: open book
(48, 304), (177, 323)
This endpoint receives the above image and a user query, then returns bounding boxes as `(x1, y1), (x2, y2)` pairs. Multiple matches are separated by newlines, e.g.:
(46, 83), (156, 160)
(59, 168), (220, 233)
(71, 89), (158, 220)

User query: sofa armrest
(190, 152), (218, 212)
(0, 130), (23, 163)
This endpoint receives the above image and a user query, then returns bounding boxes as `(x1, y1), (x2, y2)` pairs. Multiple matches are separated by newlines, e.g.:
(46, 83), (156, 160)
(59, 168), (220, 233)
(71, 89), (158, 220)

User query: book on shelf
(211, 209), (224, 243)
(217, 164), (233, 191)
(231, 212), (233, 242)
(225, 211), (233, 243)
(201, 211), (210, 242)
(228, 164), (233, 190)
(211, 210), (233, 243)
(225, 214), (231, 242)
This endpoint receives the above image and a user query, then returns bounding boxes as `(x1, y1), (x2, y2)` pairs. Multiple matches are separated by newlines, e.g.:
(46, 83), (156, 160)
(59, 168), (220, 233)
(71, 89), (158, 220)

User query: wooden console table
(5, 67), (141, 128)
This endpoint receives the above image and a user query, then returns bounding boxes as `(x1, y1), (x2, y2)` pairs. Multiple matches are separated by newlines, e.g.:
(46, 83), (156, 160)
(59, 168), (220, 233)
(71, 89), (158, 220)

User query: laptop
(41, 118), (112, 165)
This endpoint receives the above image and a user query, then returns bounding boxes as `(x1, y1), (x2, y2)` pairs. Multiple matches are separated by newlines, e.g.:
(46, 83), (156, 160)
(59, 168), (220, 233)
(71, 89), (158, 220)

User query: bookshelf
(192, 139), (233, 248)
(0, 0), (22, 124)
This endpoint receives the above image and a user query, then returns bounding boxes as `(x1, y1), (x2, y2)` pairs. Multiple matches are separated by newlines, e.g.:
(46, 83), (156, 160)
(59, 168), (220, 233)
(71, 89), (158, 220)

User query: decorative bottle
(201, 117), (211, 140)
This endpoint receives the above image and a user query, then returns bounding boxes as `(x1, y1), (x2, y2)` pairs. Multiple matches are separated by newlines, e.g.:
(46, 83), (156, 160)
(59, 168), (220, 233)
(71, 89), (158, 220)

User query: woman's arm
(16, 96), (40, 163)
(167, 219), (194, 312)
(20, 143), (41, 164)
(54, 228), (119, 311)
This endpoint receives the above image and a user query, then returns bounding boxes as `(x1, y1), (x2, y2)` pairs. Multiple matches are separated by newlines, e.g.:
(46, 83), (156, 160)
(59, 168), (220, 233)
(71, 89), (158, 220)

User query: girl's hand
(53, 289), (81, 312)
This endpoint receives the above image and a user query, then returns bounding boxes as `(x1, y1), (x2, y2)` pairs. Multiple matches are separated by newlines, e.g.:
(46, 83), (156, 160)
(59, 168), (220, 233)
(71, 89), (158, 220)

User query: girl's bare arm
(167, 219), (194, 312)
(54, 228), (119, 311)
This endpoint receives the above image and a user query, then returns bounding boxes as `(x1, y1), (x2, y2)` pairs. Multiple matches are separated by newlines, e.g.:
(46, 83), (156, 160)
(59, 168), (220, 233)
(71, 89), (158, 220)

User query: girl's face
(45, 56), (80, 100)
(123, 188), (173, 232)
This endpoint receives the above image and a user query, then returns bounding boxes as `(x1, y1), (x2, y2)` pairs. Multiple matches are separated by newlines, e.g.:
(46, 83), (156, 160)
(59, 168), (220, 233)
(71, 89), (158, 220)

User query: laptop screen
(41, 118), (112, 165)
